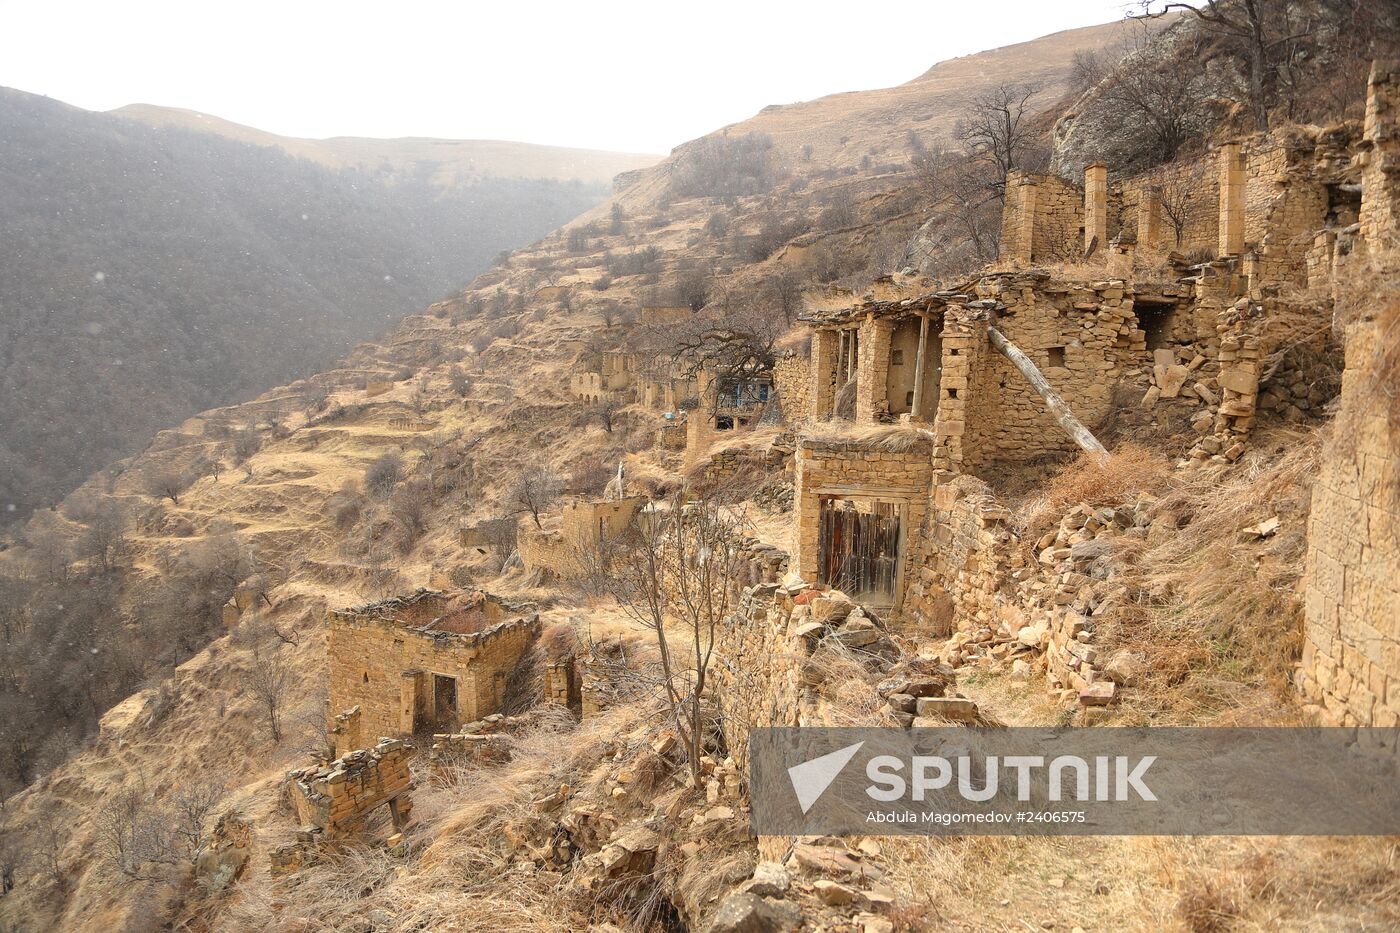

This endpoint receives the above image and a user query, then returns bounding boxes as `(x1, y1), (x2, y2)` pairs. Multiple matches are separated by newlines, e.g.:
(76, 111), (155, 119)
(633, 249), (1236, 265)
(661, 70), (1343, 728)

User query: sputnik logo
(787, 742), (864, 814)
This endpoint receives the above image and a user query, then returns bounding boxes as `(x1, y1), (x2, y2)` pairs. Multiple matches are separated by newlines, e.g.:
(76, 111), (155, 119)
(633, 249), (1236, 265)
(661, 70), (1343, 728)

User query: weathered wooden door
(817, 498), (901, 604)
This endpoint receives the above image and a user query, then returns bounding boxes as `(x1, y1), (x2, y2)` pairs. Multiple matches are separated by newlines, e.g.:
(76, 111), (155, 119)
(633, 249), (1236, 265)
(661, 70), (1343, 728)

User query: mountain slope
(0, 88), (616, 522)
(0, 16), (1206, 932)
(111, 103), (662, 188)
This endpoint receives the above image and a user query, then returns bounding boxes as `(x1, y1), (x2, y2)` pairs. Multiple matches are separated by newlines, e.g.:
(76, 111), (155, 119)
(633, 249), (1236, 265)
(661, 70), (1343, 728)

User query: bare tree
(1138, 0), (1309, 132)
(509, 467), (562, 530)
(1158, 176), (1195, 248)
(247, 644), (292, 742)
(912, 148), (1004, 269)
(76, 500), (130, 574)
(96, 783), (219, 883)
(145, 468), (192, 505)
(479, 517), (518, 572)
(586, 491), (746, 785)
(388, 477), (433, 551)
(767, 266), (807, 325)
(1070, 48), (1112, 94)
(671, 307), (782, 388)
(953, 82), (1044, 198)
(594, 400), (621, 434)
(1097, 29), (1209, 164)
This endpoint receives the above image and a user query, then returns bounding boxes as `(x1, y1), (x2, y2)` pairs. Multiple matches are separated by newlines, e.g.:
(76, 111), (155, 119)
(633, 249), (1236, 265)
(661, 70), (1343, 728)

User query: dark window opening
(715, 415), (735, 430)
(905, 391), (915, 407)
(432, 674), (458, 732)
(1047, 346), (1066, 368)
(891, 349), (905, 365)
(363, 672), (369, 683)
(1135, 301), (1177, 350)
(948, 388), (958, 399)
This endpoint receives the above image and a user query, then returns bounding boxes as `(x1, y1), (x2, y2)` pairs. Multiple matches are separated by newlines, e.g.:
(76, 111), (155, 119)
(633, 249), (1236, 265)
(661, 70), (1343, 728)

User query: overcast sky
(2, 0), (1136, 154)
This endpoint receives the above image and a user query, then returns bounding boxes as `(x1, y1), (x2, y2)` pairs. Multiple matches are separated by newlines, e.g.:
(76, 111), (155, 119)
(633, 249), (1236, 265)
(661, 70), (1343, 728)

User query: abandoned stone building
(683, 367), (776, 461)
(570, 349), (634, 404)
(326, 589), (540, 754)
(518, 494), (648, 580)
(776, 59), (1400, 697)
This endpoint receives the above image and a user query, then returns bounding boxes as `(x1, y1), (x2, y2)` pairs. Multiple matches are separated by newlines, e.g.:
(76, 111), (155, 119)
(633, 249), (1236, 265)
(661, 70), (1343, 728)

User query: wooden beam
(911, 312), (930, 419)
(987, 326), (1108, 461)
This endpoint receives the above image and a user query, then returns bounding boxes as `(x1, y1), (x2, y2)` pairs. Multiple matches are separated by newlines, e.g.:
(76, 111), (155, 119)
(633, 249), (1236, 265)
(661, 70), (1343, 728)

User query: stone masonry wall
(328, 601), (541, 741)
(956, 276), (1142, 469)
(792, 437), (932, 617)
(772, 351), (811, 425)
(286, 738), (413, 836)
(1297, 318), (1400, 726)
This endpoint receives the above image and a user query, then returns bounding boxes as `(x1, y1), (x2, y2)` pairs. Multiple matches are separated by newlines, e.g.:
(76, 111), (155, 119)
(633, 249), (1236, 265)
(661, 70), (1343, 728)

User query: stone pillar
(1137, 184), (1162, 252)
(1000, 171), (1038, 262)
(1218, 142), (1246, 257)
(809, 328), (839, 419)
(792, 444), (821, 582)
(1083, 163), (1108, 256)
(1359, 60), (1400, 247)
(930, 306), (975, 473)
(854, 315), (892, 423)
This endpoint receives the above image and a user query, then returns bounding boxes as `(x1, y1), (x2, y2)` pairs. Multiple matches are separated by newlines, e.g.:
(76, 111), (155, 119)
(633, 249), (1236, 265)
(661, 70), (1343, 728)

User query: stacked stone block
(1297, 319), (1400, 726)
(286, 738), (413, 837)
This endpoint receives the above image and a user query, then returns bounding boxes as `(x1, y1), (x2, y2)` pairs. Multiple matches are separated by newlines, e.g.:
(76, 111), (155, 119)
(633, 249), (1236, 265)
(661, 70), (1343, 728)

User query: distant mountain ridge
(110, 103), (662, 188)
(0, 87), (620, 521)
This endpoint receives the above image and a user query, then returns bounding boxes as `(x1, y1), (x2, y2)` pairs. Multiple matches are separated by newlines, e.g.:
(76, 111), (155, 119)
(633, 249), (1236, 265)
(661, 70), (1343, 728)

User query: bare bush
(144, 467), (193, 505)
(388, 477), (433, 552)
(585, 491), (747, 784)
(363, 451), (404, 500)
(246, 644), (292, 742)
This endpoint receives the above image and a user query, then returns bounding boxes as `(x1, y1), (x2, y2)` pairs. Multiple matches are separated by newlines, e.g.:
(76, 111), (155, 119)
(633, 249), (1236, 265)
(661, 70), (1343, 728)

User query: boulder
(741, 861), (791, 898)
(705, 892), (802, 933)
(913, 697), (979, 722)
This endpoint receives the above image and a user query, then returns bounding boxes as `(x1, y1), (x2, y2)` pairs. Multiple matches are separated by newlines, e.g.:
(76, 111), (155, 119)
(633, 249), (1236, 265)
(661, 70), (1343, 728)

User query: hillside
(111, 103), (662, 188)
(1, 7), (1398, 933)
(0, 88), (616, 523)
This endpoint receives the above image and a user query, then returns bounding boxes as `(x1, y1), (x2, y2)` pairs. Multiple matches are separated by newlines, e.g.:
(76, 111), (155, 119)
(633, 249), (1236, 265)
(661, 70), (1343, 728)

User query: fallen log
(987, 326), (1108, 461)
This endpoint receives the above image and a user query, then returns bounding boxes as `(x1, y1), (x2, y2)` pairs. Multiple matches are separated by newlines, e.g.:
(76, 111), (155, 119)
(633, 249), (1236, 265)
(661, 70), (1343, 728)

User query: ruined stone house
(570, 349), (634, 404)
(517, 494), (648, 581)
(780, 60), (1400, 669)
(326, 589), (540, 755)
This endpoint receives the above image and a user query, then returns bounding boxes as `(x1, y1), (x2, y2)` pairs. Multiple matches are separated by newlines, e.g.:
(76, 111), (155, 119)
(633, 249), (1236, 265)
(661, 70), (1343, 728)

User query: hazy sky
(2, 0), (1136, 154)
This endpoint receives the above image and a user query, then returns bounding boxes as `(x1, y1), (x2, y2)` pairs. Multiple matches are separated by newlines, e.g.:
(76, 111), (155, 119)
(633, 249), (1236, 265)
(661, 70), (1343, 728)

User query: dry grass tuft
(801, 421), (933, 453)
(1020, 442), (1172, 538)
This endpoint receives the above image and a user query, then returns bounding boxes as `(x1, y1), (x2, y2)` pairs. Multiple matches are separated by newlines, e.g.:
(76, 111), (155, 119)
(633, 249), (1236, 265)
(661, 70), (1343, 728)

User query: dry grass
(800, 421), (933, 453)
(1018, 441), (1173, 539)
(1102, 429), (1320, 723)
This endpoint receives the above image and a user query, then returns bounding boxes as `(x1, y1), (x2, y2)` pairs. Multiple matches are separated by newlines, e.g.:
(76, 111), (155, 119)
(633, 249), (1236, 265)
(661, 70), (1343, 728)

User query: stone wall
(772, 351), (811, 425)
(1297, 318), (1400, 726)
(1360, 60), (1400, 249)
(328, 591), (541, 742)
(1000, 170), (1084, 263)
(519, 496), (647, 580)
(792, 436), (932, 617)
(286, 738), (413, 836)
(953, 275), (1143, 469)
(1116, 159), (1219, 256)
